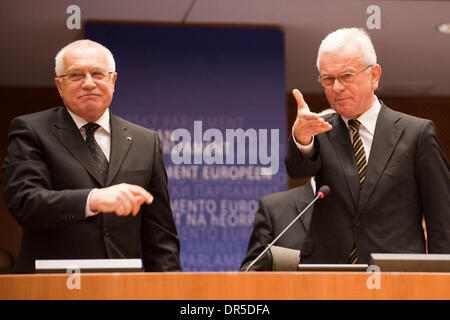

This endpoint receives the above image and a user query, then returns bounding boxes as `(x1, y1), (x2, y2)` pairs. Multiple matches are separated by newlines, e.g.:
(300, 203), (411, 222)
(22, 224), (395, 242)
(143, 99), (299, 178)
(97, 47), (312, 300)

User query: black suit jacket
(2, 107), (181, 273)
(240, 181), (314, 271)
(285, 102), (450, 264)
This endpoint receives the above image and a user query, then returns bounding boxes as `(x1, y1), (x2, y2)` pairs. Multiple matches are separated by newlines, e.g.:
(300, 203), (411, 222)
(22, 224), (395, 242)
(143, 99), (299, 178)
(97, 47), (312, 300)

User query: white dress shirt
(66, 108), (111, 161)
(66, 108), (111, 217)
(340, 96), (381, 161)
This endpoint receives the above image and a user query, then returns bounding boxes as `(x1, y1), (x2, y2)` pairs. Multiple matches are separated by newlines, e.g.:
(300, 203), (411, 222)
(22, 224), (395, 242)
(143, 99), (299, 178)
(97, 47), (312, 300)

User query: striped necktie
(347, 119), (367, 264)
(348, 119), (367, 188)
(84, 123), (109, 184)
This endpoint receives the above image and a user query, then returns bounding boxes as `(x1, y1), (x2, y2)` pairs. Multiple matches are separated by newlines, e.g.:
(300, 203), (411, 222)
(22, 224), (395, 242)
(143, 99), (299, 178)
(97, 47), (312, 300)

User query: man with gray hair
(285, 28), (449, 264)
(3, 39), (181, 273)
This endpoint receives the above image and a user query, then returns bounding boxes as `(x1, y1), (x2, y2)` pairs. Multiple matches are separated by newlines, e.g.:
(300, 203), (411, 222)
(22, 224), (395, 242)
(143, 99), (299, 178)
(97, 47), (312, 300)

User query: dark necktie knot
(348, 119), (361, 131)
(84, 123), (101, 137)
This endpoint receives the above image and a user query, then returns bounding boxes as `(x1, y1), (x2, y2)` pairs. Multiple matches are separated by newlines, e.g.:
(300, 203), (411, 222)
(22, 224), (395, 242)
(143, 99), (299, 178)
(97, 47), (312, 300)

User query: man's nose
(81, 73), (96, 88)
(332, 78), (346, 91)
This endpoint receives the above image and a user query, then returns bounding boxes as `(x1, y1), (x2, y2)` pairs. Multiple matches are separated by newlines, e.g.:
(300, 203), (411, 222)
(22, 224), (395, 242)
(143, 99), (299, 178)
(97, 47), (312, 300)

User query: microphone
(317, 185), (330, 199)
(245, 185), (330, 272)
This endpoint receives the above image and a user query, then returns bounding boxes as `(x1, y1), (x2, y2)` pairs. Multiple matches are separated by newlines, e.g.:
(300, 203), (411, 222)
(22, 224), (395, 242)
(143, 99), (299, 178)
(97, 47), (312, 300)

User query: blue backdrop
(85, 23), (287, 271)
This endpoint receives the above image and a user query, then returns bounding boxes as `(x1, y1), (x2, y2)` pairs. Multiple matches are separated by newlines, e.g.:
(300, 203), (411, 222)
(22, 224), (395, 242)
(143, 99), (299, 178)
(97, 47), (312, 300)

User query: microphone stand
(245, 191), (325, 272)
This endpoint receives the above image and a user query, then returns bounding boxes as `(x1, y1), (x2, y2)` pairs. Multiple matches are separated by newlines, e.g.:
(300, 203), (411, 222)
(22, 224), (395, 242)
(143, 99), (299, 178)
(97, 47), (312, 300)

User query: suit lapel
(52, 108), (105, 186)
(106, 113), (133, 185)
(356, 102), (403, 217)
(328, 114), (361, 209)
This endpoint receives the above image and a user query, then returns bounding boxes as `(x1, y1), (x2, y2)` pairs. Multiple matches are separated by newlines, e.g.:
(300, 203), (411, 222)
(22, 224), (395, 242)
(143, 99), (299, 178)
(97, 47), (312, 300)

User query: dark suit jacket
(240, 181), (314, 271)
(285, 102), (450, 264)
(2, 107), (181, 273)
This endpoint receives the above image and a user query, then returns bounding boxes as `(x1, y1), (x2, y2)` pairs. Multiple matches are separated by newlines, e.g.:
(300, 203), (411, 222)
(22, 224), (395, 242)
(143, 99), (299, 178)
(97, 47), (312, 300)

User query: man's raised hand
(292, 89), (332, 145)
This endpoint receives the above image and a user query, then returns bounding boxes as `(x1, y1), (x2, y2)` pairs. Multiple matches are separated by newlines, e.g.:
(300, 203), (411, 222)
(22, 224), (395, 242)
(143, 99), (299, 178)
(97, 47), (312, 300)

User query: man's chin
(79, 105), (107, 122)
(332, 103), (356, 118)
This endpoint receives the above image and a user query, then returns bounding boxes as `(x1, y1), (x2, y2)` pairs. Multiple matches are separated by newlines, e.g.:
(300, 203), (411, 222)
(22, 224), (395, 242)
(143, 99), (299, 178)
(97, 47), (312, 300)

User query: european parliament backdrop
(85, 23), (287, 271)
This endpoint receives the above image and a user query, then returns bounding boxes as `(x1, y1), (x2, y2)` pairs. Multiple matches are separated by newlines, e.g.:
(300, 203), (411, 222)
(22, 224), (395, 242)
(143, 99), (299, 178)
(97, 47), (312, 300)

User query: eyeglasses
(317, 65), (373, 88)
(58, 70), (114, 82)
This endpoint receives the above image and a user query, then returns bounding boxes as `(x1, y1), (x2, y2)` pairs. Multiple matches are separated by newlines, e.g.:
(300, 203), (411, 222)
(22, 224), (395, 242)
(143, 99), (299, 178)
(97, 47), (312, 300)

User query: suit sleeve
(141, 133), (181, 272)
(2, 116), (91, 228)
(416, 120), (450, 253)
(240, 198), (274, 271)
(285, 133), (322, 179)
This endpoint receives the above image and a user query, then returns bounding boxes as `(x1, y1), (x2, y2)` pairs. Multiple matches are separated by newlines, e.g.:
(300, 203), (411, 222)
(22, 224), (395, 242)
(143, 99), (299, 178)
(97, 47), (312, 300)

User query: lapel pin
(126, 136), (132, 141)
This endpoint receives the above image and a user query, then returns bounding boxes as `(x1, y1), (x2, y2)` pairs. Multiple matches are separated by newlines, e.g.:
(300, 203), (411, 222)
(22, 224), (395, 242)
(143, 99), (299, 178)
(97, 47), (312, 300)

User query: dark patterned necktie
(83, 123), (109, 184)
(348, 119), (367, 188)
(347, 119), (367, 264)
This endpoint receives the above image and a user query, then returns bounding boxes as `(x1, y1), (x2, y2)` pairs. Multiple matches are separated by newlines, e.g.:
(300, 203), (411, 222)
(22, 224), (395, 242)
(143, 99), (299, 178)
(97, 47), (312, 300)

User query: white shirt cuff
(292, 127), (314, 159)
(85, 188), (99, 218)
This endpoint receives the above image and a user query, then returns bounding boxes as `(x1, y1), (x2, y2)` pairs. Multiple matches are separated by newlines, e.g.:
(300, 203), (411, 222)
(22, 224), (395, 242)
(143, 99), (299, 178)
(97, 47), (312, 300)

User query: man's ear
(111, 72), (117, 93)
(371, 64), (382, 91)
(54, 77), (64, 98)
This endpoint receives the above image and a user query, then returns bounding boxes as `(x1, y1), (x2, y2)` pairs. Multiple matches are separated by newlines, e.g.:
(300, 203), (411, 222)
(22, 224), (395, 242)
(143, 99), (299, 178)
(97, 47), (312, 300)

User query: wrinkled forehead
(62, 46), (109, 71)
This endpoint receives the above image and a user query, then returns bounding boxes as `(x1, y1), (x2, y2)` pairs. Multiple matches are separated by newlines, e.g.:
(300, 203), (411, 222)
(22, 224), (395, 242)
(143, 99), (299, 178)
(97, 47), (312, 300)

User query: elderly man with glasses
(2, 39), (181, 273)
(285, 28), (449, 265)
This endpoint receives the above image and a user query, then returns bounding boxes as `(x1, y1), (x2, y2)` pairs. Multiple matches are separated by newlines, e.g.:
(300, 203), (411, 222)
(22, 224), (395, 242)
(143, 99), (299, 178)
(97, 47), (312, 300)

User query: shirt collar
(341, 95), (381, 135)
(66, 108), (111, 134)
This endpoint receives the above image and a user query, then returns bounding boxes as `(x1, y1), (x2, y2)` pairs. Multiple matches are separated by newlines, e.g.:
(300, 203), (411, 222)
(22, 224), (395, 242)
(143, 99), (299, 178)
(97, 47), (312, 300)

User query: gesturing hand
(89, 183), (153, 216)
(292, 89), (332, 145)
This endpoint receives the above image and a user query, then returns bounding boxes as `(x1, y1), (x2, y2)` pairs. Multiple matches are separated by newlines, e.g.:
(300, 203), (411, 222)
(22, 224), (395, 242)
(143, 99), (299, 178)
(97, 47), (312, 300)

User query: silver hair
(316, 28), (377, 71)
(55, 39), (116, 76)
